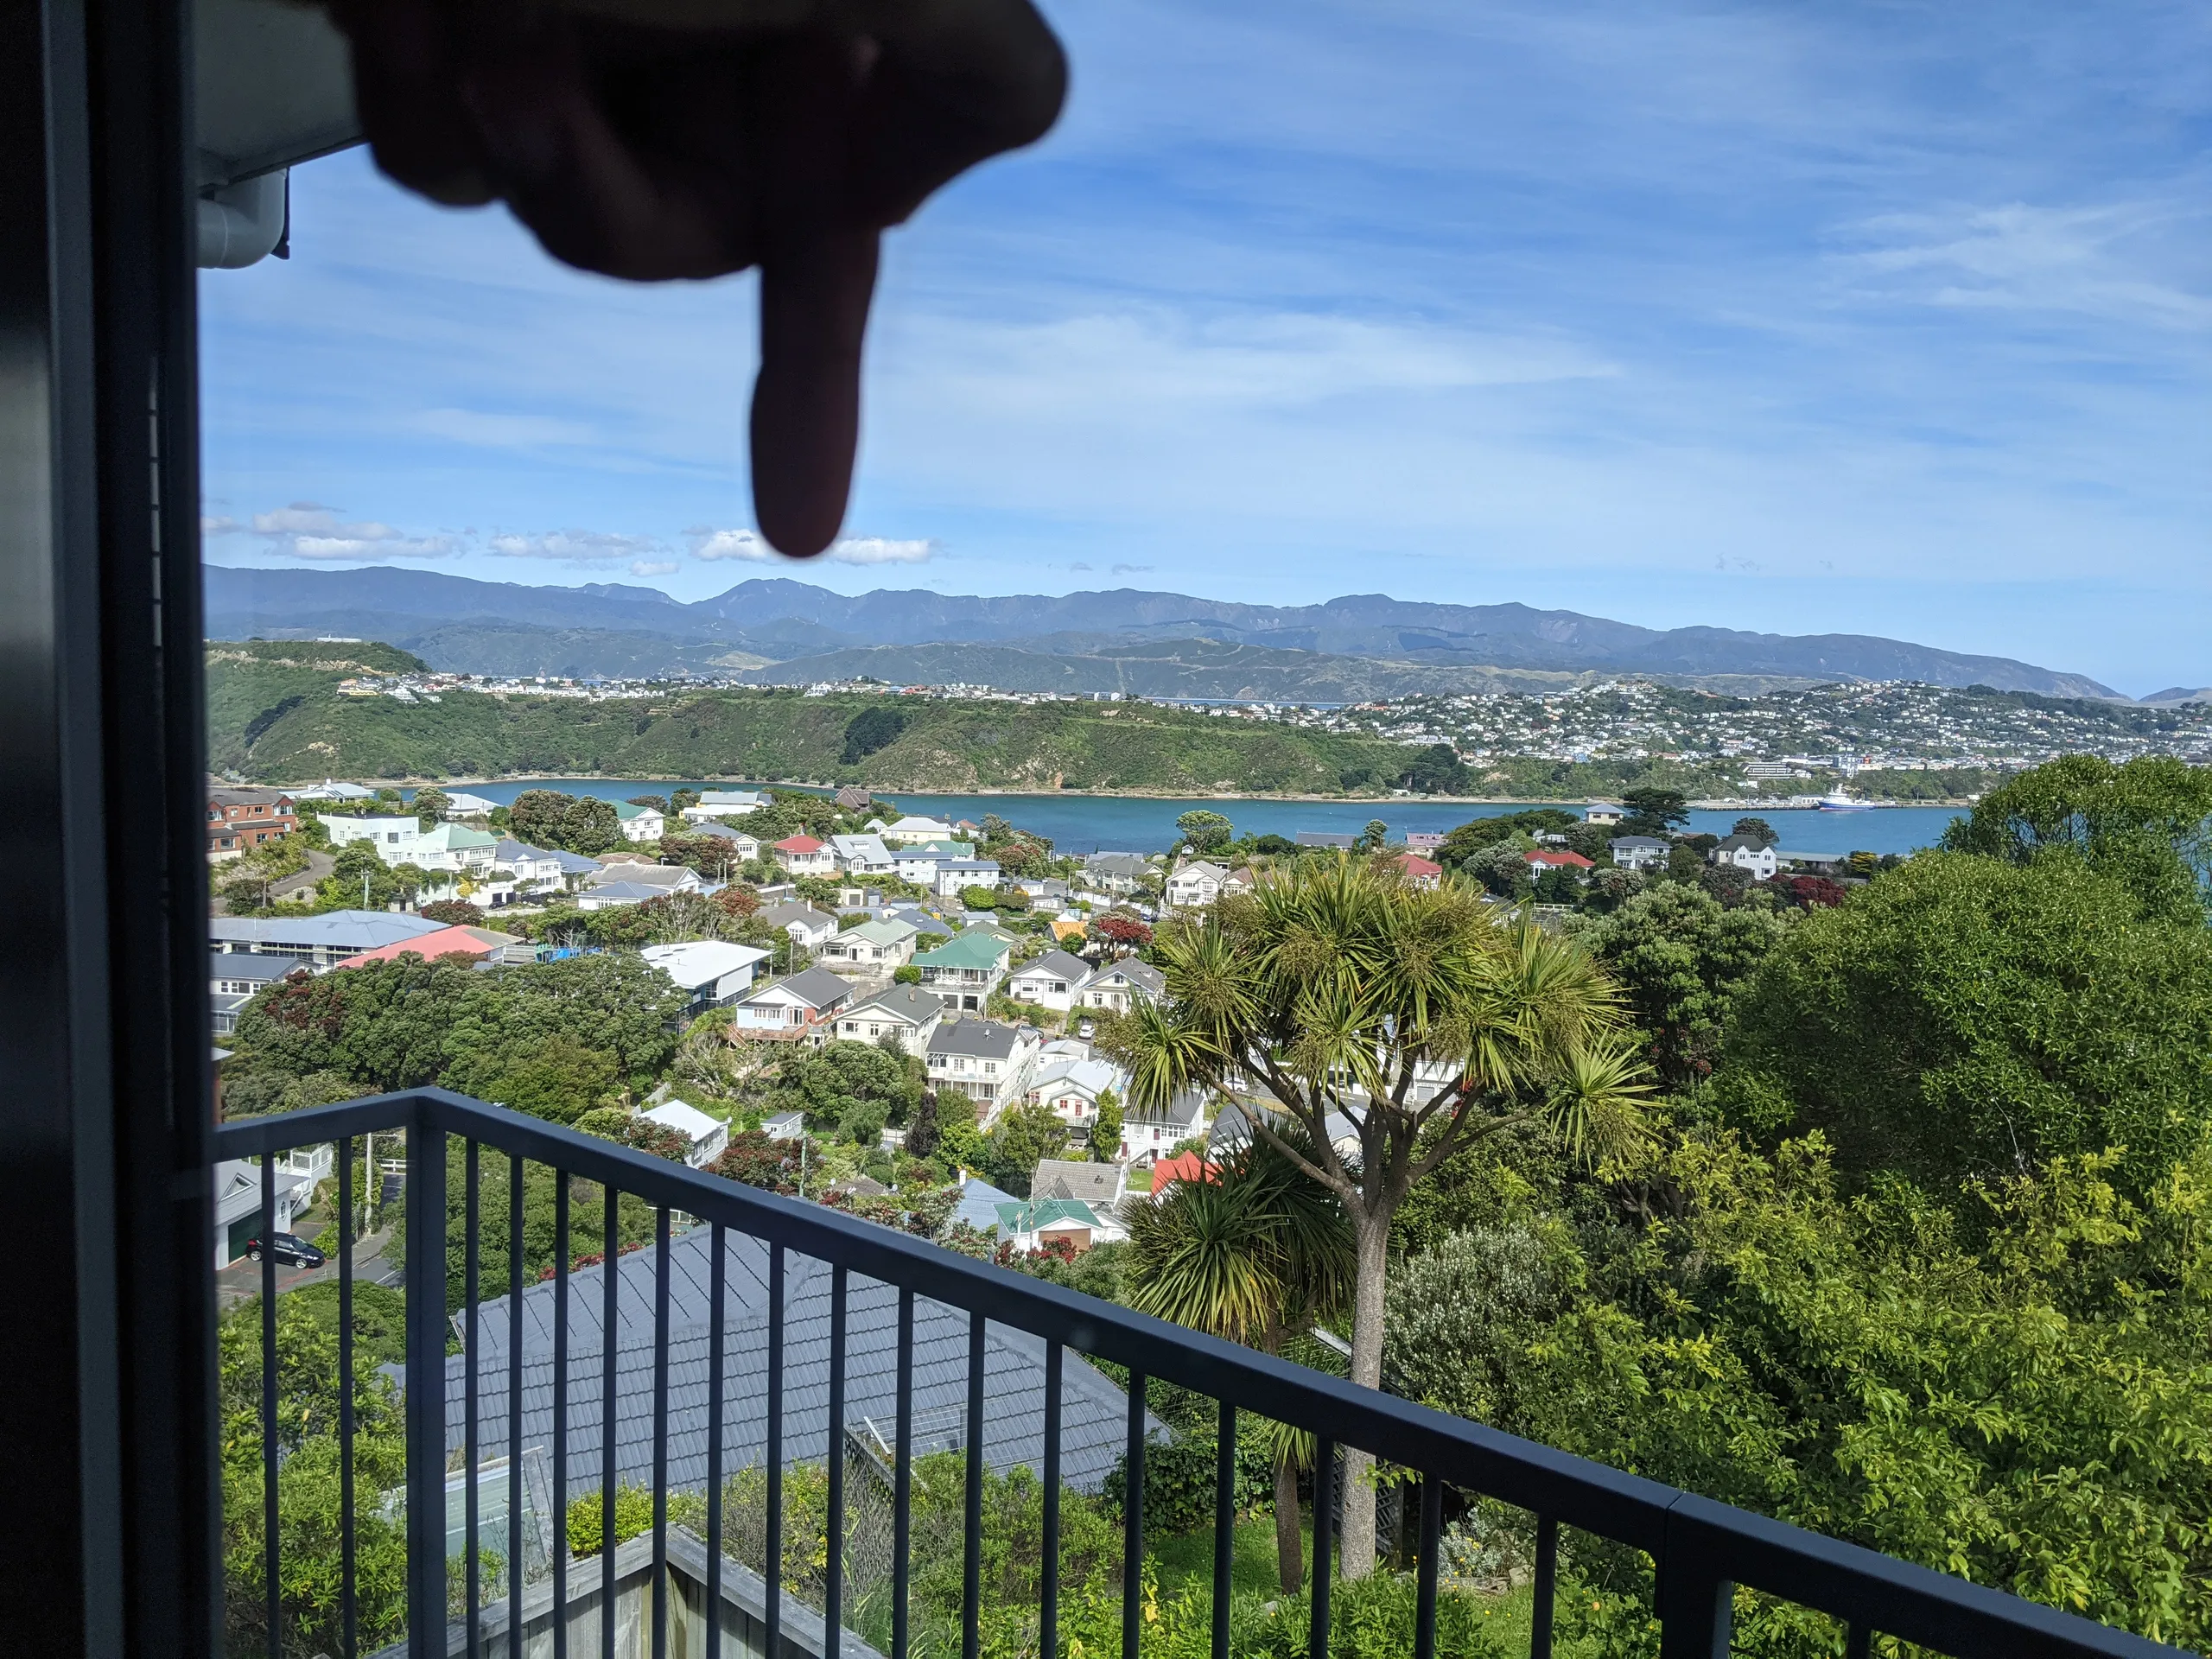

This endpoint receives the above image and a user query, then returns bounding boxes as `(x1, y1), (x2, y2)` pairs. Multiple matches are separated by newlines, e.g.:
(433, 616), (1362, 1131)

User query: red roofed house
(1525, 849), (1595, 878)
(330, 925), (532, 969)
(1147, 1150), (1216, 1198)
(772, 834), (836, 875)
(1388, 851), (1443, 890)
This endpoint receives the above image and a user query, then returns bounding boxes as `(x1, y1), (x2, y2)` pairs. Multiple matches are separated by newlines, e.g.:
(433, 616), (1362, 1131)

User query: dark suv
(242, 1231), (325, 1268)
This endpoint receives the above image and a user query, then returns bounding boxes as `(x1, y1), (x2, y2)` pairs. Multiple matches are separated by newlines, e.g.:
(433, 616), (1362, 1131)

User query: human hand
(327, 0), (1067, 556)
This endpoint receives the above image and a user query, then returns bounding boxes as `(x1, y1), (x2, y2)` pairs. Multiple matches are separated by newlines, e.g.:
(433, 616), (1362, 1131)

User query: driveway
(214, 1223), (400, 1311)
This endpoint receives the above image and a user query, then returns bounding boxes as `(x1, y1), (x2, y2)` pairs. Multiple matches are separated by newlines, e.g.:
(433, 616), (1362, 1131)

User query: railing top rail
(211, 1090), (2184, 1659)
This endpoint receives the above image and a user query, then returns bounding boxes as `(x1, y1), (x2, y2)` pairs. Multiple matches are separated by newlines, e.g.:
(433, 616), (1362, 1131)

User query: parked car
(1075, 1018), (1096, 1040)
(243, 1231), (325, 1268)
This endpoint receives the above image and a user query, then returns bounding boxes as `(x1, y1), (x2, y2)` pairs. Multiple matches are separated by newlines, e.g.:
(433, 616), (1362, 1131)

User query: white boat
(1815, 791), (1877, 811)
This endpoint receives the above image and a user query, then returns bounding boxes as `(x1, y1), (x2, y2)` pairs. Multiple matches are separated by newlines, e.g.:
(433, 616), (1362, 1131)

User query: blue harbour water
(423, 779), (1961, 858)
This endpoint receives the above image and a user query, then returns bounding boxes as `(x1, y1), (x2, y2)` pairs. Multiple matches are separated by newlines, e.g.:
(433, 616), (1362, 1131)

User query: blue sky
(200, 0), (2212, 695)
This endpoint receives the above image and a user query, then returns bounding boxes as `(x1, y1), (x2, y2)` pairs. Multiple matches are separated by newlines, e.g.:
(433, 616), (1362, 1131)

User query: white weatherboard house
(639, 1099), (729, 1169)
(320, 813), (419, 855)
(758, 902), (839, 950)
(1165, 861), (1228, 910)
(1006, 949), (1091, 1013)
(1073, 957), (1167, 1014)
(1609, 836), (1670, 872)
(731, 966), (855, 1043)
(613, 801), (667, 843)
(640, 940), (772, 1014)
(831, 983), (944, 1057)
(683, 789), (769, 822)
(1025, 1047), (1124, 1130)
(1709, 835), (1779, 880)
(830, 834), (897, 876)
(823, 917), (920, 971)
(211, 1157), (311, 1268)
(926, 1016), (1041, 1117)
(880, 815), (957, 845)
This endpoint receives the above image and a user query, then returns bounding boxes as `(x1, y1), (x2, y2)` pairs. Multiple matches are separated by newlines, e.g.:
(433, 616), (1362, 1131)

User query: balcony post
(407, 1116), (450, 1658)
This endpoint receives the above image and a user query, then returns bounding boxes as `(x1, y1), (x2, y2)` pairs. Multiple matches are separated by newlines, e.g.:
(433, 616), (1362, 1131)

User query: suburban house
(1006, 949), (1091, 1013)
(730, 965), (855, 1043)
(1709, 834), (1779, 880)
(1121, 1086), (1207, 1164)
(575, 880), (671, 910)
(319, 813), (421, 856)
(613, 801), (666, 842)
(829, 833), (897, 877)
(1024, 1046), (1122, 1129)
(1148, 1149), (1213, 1197)
(772, 834), (838, 875)
(1609, 836), (1671, 872)
(587, 862), (702, 899)
(1296, 831), (1358, 849)
(207, 787), (297, 859)
(933, 859), (1001, 898)
(926, 1016), (1041, 1115)
(1584, 804), (1626, 827)
(1073, 957), (1167, 1014)
(1081, 852), (1151, 895)
(1405, 830), (1447, 853)
(435, 791), (499, 817)
(1221, 867), (1257, 897)
(683, 789), (769, 822)
(758, 901), (839, 951)
(292, 779), (376, 804)
(210, 1156), (313, 1268)
(993, 1198), (1116, 1254)
(894, 840), (976, 886)
(1775, 849), (1849, 874)
(639, 1099), (729, 1169)
(211, 909), (450, 967)
(209, 950), (310, 1037)
(831, 983), (944, 1056)
(683, 821), (764, 862)
(332, 924), (535, 969)
(1164, 861), (1228, 910)
(492, 839), (567, 893)
(822, 917), (920, 972)
(913, 930), (1013, 1011)
(1030, 1157), (1130, 1217)
(1525, 849), (1596, 878)
(834, 785), (874, 812)
(404, 822), (500, 874)
(640, 940), (771, 1014)
(1387, 851), (1444, 889)
(880, 815), (957, 845)
(764, 1108), (807, 1141)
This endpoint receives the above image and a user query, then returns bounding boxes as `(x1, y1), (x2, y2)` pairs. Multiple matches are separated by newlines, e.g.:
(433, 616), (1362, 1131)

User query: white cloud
(201, 515), (241, 536)
(486, 529), (664, 563)
(630, 559), (679, 577)
(240, 502), (458, 562)
(290, 534), (459, 561)
(690, 528), (934, 565)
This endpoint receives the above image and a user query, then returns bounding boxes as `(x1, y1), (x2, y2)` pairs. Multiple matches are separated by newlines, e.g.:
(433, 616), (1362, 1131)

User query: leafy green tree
(1397, 743), (1470, 794)
(507, 788), (575, 849)
(905, 1089), (941, 1160)
(1357, 818), (1389, 852)
(1730, 816), (1777, 845)
(1717, 850), (2212, 1200)
(1940, 753), (2212, 923)
(1619, 787), (1689, 837)
(472, 1033), (623, 1123)
(1462, 841), (1532, 899)
(412, 785), (451, 830)
(1113, 855), (1652, 1575)
(563, 797), (622, 855)
(418, 899), (484, 926)
(984, 1099), (1068, 1197)
(626, 793), (671, 813)
(1174, 809), (1234, 853)
(1088, 1090), (1123, 1161)
(1576, 885), (1789, 1090)
(1123, 1132), (1352, 1592)
(671, 788), (702, 813)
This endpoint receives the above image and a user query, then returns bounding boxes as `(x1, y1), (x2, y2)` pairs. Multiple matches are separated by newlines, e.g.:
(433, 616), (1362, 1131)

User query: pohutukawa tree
(1114, 857), (1653, 1576)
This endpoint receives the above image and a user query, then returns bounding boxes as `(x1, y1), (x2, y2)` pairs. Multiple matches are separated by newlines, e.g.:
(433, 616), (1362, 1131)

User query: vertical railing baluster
(652, 1207), (671, 1659)
(554, 1174), (570, 1659)
(1414, 1477), (1442, 1659)
(509, 1155), (524, 1659)
(601, 1186), (620, 1659)
(1530, 1516), (1558, 1659)
(1211, 1401), (1235, 1659)
(707, 1224), (727, 1655)
(1656, 1548), (1733, 1659)
(261, 1157), (280, 1659)
(407, 1120), (451, 1659)
(824, 1263), (847, 1654)
(1041, 1344), (1062, 1659)
(962, 1312), (984, 1659)
(1309, 1439), (1334, 1659)
(893, 1288), (913, 1659)
(339, 1136), (357, 1659)
(466, 1141), (482, 1657)
(766, 1244), (785, 1659)
(1846, 1622), (1872, 1659)
(1122, 1374), (1145, 1659)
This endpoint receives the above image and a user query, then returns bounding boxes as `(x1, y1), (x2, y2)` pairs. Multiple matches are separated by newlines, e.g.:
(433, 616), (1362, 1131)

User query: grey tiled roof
(843, 984), (943, 1026)
(927, 1018), (1025, 1062)
(442, 1226), (1155, 1498)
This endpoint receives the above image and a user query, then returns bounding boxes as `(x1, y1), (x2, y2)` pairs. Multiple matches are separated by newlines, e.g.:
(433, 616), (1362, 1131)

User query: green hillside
(207, 644), (1429, 793)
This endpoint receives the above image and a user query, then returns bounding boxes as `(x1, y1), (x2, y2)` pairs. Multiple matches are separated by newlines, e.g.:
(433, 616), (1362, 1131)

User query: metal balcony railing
(212, 1090), (2179, 1659)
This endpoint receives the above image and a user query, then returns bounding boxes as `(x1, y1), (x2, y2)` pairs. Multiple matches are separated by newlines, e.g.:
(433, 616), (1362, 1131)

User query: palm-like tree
(1110, 855), (1653, 1577)
(1122, 1132), (1352, 1592)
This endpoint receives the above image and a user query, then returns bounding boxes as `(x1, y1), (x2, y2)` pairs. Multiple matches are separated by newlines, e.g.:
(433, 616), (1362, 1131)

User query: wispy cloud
(487, 530), (665, 563)
(630, 558), (679, 577)
(690, 528), (935, 566)
(218, 502), (460, 562)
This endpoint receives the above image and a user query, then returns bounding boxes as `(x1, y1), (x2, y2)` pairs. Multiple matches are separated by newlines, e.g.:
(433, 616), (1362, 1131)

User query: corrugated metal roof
(444, 1226), (1155, 1497)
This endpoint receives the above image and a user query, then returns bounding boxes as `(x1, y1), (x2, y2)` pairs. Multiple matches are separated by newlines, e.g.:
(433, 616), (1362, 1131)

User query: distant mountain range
(201, 564), (2128, 702)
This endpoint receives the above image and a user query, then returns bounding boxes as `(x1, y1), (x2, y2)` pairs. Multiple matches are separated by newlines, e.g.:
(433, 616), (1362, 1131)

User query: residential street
(213, 1223), (398, 1311)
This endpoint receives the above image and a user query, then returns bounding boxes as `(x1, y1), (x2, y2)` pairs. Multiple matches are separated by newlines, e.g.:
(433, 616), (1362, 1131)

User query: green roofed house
(913, 929), (1013, 1012)
(993, 1198), (1123, 1255)
(823, 916), (922, 972)
(613, 799), (667, 843)
(406, 821), (500, 874)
